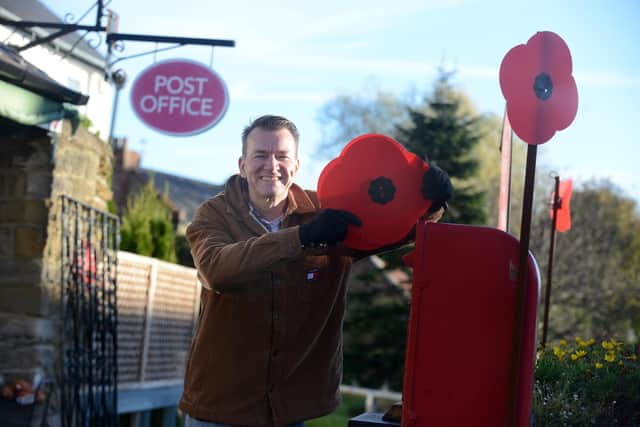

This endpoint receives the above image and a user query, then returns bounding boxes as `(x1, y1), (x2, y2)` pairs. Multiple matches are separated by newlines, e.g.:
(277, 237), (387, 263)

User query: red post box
(401, 222), (540, 427)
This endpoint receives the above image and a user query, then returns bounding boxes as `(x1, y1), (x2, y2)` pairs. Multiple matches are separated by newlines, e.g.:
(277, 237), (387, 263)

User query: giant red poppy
(549, 178), (572, 232)
(499, 31), (578, 145)
(317, 134), (431, 250)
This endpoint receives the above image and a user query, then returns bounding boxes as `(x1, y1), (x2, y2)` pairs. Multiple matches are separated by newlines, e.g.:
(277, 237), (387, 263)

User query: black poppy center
(534, 72), (553, 101)
(368, 176), (396, 205)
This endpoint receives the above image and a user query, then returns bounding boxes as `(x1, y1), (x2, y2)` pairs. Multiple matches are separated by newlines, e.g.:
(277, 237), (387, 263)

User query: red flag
(550, 179), (573, 232)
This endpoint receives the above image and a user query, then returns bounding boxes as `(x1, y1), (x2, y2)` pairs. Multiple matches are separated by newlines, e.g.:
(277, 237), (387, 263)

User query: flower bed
(534, 338), (640, 426)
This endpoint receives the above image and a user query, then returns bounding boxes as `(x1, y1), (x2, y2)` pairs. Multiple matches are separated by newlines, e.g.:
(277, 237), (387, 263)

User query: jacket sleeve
(186, 201), (303, 292)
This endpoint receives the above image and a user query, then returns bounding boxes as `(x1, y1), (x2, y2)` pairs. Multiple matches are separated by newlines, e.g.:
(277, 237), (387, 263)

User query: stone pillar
(0, 118), (113, 425)
(0, 119), (54, 381)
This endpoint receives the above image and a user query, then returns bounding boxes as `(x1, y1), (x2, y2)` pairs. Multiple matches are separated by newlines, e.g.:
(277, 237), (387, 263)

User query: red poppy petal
(532, 75), (578, 143)
(506, 94), (540, 144)
(529, 100), (560, 144)
(547, 74), (579, 131)
(500, 44), (537, 101)
(527, 31), (573, 76)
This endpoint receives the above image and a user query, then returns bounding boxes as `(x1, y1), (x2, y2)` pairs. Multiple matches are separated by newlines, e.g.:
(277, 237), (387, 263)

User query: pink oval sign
(130, 59), (229, 136)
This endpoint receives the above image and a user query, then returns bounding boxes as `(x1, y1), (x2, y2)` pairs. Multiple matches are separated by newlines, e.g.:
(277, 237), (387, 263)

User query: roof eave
(0, 6), (106, 71)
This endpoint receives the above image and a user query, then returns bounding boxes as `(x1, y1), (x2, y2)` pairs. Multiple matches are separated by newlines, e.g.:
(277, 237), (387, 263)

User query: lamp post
(108, 68), (127, 148)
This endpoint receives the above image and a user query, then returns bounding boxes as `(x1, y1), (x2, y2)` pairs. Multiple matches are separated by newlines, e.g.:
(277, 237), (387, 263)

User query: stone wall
(0, 118), (112, 421)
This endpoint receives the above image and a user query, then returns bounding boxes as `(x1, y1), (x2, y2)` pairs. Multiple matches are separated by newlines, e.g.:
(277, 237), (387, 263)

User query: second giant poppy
(499, 31), (578, 145)
(317, 134), (431, 250)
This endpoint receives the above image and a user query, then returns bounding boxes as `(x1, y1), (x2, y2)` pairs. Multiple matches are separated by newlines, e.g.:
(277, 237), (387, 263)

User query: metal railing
(60, 195), (119, 427)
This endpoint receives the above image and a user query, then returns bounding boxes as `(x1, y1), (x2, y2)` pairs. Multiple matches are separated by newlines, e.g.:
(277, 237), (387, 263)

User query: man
(180, 115), (451, 427)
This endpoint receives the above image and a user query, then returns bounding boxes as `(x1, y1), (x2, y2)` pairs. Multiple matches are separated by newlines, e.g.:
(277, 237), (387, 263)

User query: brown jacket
(179, 175), (356, 426)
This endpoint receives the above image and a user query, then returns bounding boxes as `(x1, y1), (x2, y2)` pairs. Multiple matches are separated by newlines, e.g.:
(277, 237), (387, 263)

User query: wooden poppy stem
(505, 143), (537, 427)
(498, 108), (513, 232)
(541, 176), (560, 347)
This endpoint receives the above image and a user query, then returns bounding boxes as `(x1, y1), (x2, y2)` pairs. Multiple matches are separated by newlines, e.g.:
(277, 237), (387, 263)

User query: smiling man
(179, 115), (452, 427)
(239, 124), (300, 225)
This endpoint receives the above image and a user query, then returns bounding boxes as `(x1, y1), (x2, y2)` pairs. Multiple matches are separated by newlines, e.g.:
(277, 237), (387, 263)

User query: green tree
(316, 83), (409, 158)
(343, 265), (409, 391)
(120, 178), (177, 263)
(395, 73), (487, 225)
(530, 180), (640, 342)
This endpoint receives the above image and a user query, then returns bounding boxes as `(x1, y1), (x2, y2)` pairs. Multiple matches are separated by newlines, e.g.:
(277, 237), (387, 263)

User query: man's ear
(292, 158), (300, 178)
(238, 156), (246, 178)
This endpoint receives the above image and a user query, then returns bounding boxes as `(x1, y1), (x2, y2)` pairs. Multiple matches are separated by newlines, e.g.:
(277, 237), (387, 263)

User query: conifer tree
(120, 178), (177, 263)
(395, 73), (487, 225)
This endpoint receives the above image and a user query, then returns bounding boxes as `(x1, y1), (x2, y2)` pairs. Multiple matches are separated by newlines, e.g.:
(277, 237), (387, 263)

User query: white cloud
(574, 70), (640, 88)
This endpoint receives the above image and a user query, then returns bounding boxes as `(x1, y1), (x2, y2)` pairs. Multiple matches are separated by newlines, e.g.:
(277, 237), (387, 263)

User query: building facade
(0, 0), (113, 138)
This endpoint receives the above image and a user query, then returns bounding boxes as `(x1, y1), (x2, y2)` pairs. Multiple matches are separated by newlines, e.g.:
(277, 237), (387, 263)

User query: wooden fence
(116, 251), (201, 413)
(114, 252), (403, 416)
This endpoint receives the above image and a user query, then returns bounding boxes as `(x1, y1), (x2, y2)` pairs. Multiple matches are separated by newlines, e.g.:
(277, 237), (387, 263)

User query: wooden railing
(340, 385), (401, 412)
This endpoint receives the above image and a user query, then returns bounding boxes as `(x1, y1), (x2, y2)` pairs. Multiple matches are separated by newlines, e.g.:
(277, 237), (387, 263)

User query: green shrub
(175, 234), (194, 267)
(120, 178), (176, 263)
(534, 338), (640, 426)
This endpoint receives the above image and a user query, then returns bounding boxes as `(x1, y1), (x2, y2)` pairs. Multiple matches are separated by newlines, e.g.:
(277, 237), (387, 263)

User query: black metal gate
(60, 195), (119, 427)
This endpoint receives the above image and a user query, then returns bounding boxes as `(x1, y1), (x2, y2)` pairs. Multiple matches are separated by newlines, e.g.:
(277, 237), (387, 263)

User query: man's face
(239, 127), (300, 206)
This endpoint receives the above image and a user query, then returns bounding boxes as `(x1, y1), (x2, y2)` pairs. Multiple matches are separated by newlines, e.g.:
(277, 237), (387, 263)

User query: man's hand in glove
(299, 209), (362, 247)
(422, 164), (453, 222)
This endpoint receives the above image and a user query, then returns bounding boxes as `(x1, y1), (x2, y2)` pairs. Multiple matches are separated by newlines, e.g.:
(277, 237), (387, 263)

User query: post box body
(402, 223), (539, 427)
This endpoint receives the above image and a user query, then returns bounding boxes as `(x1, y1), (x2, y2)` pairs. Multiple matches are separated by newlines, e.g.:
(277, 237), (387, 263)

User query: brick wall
(0, 118), (112, 401)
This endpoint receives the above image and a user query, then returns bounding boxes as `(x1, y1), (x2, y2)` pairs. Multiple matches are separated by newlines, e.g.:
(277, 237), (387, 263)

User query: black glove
(422, 164), (453, 213)
(299, 209), (362, 247)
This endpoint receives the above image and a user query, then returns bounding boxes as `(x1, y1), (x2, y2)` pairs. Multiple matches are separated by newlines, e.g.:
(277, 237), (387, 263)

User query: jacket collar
(223, 174), (317, 224)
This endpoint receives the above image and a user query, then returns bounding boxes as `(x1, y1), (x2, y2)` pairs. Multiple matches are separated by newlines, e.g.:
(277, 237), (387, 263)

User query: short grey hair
(241, 115), (299, 157)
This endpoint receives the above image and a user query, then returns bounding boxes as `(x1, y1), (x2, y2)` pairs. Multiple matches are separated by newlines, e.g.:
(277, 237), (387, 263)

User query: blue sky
(43, 0), (640, 201)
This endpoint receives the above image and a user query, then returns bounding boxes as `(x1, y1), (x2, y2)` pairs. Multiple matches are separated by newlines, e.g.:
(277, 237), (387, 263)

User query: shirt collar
(241, 180), (285, 232)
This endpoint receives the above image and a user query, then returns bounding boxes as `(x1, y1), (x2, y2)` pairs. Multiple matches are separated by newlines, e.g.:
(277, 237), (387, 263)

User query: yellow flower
(577, 337), (595, 348)
(559, 339), (568, 346)
(595, 362), (603, 369)
(618, 361), (624, 366)
(626, 355), (638, 361)
(604, 352), (616, 363)
(553, 346), (566, 360)
(602, 341), (614, 350)
(570, 350), (587, 361)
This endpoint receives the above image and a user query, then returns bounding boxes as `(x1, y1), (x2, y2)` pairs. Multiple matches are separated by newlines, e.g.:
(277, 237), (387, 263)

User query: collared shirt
(241, 179), (285, 232)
